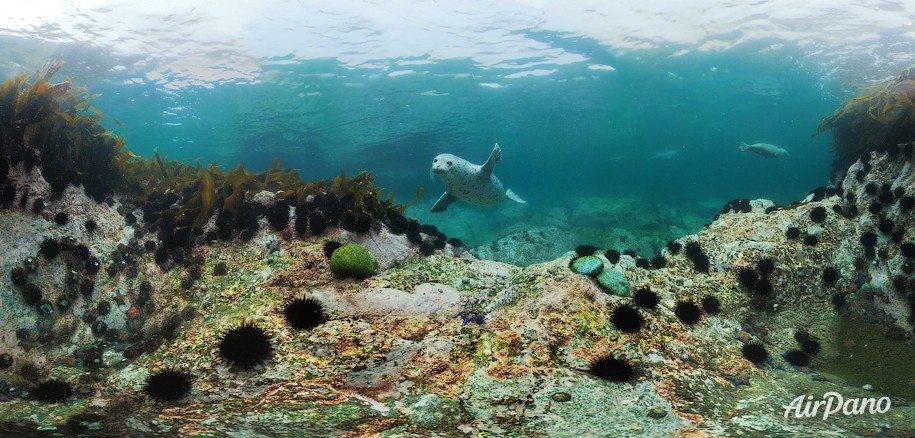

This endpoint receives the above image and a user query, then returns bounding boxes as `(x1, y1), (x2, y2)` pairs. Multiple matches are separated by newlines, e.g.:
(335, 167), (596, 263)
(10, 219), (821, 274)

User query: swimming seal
(739, 142), (789, 158)
(429, 143), (525, 213)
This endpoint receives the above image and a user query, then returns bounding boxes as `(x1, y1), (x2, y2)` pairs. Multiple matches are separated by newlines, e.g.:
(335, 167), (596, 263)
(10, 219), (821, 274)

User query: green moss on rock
(329, 244), (377, 279)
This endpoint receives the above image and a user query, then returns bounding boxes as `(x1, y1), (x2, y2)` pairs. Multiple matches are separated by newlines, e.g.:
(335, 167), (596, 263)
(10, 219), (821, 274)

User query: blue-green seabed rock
(570, 255), (604, 276)
(596, 268), (630, 297)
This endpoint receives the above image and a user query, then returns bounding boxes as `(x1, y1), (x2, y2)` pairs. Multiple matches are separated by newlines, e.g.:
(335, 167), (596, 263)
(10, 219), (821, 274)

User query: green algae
(329, 243), (377, 279)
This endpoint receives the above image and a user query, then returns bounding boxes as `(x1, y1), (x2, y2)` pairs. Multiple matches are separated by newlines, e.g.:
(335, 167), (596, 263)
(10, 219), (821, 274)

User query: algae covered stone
(596, 269), (629, 297)
(329, 243), (377, 279)
(571, 256), (604, 276)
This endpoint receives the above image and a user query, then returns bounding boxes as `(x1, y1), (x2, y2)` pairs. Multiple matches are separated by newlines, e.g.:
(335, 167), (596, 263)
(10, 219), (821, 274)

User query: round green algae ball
(329, 243), (378, 279)
(570, 255), (604, 276)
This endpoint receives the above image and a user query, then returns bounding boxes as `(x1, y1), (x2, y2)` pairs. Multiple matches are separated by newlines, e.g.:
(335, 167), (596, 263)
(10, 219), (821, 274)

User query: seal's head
(431, 153), (459, 176)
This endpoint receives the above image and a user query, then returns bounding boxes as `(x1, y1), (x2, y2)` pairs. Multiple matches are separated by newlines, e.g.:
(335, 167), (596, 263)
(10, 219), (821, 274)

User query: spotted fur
(430, 143), (525, 212)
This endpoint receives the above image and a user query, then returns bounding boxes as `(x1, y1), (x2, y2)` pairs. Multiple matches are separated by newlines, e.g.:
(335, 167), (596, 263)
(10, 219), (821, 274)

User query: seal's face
(431, 153), (459, 176)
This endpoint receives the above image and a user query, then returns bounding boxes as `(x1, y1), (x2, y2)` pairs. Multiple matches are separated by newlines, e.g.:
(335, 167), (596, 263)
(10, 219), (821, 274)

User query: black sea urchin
(308, 211), (327, 235)
(754, 278), (773, 295)
(901, 242), (915, 259)
(822, 267), (839, 285)
(31, 379), (73, 403)
(54, 212), (68, 225)
(604, 249), (621, 264)
(0, 353), (13, 369)
(785, 227), (800, 239)
(633, 287), (659, 310)
(589, 354), (636, 383)
(674, 301), (702, 325)
(741, 342), (769, 364)
(611, 305), (643, 333)
(650, 256), (667, 269)
(10, 267), (28, 286)
(801, 339), (821, 356)
(144, 369), (193, 401)
(756, 258), (775, 277)
(39, 239), (61, 259)
(575, 245), (598, 256)
(217, 322), (273, 370)
(809, 206), (827, 223)
(860, 231), (878, 247)
(283, 297), (327, 330)
(666, 241), (682, 254)
(736, 268), (758, 289)
(879, 218), (895, 234)
(701, 296), (721, 315)
(832, 292), (847, 307)
(323, 241), (343, 259)
(784, 350), (811, 367)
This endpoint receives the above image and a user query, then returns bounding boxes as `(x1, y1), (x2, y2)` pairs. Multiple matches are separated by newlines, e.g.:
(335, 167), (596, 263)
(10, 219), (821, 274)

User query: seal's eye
(447, 161), (452, 166)
(433, 158), (438, 163)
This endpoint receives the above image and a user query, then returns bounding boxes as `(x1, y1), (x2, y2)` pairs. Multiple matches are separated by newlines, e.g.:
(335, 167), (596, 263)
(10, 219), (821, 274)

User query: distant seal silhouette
(739, 142), (789, 158)
(429, 143), (525, 213)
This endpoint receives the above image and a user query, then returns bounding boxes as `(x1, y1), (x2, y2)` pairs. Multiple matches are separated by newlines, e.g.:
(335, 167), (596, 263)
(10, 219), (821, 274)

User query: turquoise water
(1, 2), (912, 260)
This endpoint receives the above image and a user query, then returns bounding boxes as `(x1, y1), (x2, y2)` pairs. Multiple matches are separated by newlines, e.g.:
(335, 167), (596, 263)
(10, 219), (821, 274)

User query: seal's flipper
(506, 189), (525, 204)
(480, 143), (502, 179)
(431, 192), (458, 212)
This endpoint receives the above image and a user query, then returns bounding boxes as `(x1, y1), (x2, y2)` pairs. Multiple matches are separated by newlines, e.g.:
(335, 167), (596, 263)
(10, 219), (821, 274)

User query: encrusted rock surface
(1, 146), (915, 436)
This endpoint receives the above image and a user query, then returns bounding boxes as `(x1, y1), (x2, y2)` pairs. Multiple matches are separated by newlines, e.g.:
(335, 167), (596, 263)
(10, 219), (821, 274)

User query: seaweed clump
(816, 67), (915, 174)
(0, 62), (126, 201)
(1, 62), (435, 263)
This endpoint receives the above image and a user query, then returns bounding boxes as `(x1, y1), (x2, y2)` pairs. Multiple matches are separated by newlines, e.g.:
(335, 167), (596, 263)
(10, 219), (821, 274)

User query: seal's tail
(738, 142), (750, 152)
(506, 189), (525, 204)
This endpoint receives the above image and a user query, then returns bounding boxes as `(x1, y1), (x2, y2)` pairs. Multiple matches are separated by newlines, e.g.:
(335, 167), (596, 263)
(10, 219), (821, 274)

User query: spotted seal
(429, 143), (525, 212)
(739, 142), (789, 158)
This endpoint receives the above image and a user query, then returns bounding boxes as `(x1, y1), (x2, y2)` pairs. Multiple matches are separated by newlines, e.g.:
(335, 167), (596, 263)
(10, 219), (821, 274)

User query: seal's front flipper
(431, 192), (458, 212)
(506, 189), (525, 204)
(480, 143), (502, 179)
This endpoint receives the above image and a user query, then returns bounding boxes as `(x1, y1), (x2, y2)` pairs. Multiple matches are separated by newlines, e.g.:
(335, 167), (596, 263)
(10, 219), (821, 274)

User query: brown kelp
(0, 61), (129, 201)
(0, 62), (419, 244)
(816, 67), (915, 173)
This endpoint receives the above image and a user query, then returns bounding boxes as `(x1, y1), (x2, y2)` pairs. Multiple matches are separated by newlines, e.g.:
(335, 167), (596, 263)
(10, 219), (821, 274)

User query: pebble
(862, 384), (874, 391)
(551, 392), (571, 402)
(648, 407), (668, 419)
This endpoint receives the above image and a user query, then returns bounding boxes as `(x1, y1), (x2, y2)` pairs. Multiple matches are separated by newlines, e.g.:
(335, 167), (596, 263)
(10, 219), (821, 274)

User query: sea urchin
(674, 301), (703, 325)
(589, 354), (636, 383)
(283, 297), (327, 330)
(217, 322), (273, 370)
(633, 287), (660, 310)
(31, 379), (73, 403)
(144, 369), (193, 402)
(741, 342), (769, 365)
(611, 305), (643, 333)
